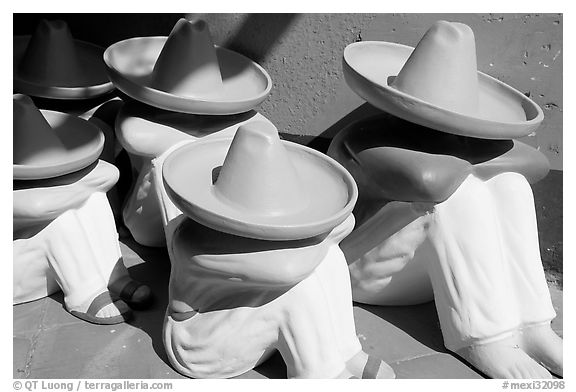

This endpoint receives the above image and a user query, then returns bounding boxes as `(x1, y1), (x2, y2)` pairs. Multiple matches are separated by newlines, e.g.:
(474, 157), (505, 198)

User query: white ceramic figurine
(329, 21), (562, 379)
(104, 18), (274, 246)
(153, 121), (394, 379)
(13, 94), (151, 324)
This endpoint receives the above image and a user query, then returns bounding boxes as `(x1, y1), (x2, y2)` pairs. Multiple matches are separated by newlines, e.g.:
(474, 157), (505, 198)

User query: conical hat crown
(13, 94), (67, 166)
(16, 19), (87, 86)
(213, 121), (310, 216)
(391, 21), (479, 117)
(149, 18), (223, 97)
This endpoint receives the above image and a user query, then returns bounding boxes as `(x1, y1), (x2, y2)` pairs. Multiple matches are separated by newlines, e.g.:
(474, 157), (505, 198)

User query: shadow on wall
(280, 102), (383, 153)
(13, 14), (185, 47)
(13, 13), (299, 64)
(14, 13), (299, 86)
(221, 14), (300, 63)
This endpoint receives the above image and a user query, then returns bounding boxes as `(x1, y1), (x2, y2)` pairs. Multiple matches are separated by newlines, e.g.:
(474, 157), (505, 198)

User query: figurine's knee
(488, 171), (529, 187)
(485, 171), (536, 207)
(444, 174), (492, 207)
(164, 303), (281, 378)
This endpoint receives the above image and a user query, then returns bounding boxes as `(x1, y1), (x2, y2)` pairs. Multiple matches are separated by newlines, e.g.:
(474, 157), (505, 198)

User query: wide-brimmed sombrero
(104, 18), (272, 115)
(13, 94), (104, 180)
(342, 20), (544, 139)
(162, 121), (358, 240)
(13, 19), (114, 100)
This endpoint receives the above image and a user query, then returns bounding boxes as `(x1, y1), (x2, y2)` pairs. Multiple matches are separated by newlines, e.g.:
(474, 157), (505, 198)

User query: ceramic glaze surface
(149, 19), (223, 96)
(14, 96), (67, 166)
(427, 173), (556, 349)
(13, 20), (113, 99)
(165, 218), (364, 378)
(329, 115), (549, 203)
(342, 23), (544, 138)
(14, 110), (105, 179)
(331, 137), (562, 377)
(116, 100), (260, 158)
(331, 19), (562, 375)
(152, 143), (393, 379)
(329, 114), (550, 307)
(13, 161), (123, 306)
(162, 123), (357, 241)
(104, 19), (272, 115)
(115, 102), (274, 247)
(13, 95), (105, 180)
(392, 21), (479, 117)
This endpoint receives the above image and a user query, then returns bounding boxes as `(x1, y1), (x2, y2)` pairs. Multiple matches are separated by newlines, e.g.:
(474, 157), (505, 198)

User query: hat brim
(103, 37), (272, 115)
(343, 41), (544, 139)
(162, 138), (358, 240)
(13, 36), (114, 100)
(13, 110), (105, 180)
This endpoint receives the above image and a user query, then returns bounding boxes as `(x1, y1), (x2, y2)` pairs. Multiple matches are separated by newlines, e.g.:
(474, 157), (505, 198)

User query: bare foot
(520, 323), (563, 377)
(94, 303), (122, 318)
(67, 290), (131, 325)
(456, 334), (552, 379)
(77, 291), (124, 318)
(345, 351), (395, 379)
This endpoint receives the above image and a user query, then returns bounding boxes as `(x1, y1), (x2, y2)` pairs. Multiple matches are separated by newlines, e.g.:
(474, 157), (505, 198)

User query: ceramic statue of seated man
(329, 115), (561, 378)
(14, 19), (124, 222)
(105, 18), (273, 247)
(13, 94), (150, 324)
(330, 21), (562, 379)
(152, 121), (394, 379)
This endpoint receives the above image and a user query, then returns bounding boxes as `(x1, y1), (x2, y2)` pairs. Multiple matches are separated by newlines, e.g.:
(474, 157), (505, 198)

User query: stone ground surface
(13, 235), (563, 380)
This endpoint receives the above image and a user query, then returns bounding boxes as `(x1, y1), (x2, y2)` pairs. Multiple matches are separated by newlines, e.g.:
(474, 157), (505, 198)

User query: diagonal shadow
(360, 300), (497, 378)
(357, 301), (447, 354)
(13, 13), (186, 48)
(279, 102), (384, 154)
(222, 14), (300, 64)
(117, 236), (172, 370)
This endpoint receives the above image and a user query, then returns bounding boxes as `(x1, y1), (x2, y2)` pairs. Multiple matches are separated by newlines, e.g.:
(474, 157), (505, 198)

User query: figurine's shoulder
(328, 115), (549, 203)
(328, 116), (471, 202)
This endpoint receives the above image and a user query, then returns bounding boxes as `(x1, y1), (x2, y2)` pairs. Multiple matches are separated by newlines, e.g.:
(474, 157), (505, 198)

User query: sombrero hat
(13, 94), (104, 180)
(342, 20), (544, 139)
(13, 19), (114, 100)
(104, 18), (272, 115)
(162, 121), (358, 240)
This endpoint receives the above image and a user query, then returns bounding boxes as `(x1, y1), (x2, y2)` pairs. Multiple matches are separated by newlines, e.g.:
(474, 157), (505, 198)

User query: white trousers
(13, 161), (127, 309)
(346, 172), (556, 351)
(13, 193), (127, 311)
(428, 173), (556, 350)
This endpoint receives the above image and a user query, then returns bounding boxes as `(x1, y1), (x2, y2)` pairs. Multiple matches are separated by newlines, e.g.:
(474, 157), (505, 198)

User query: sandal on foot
(119, 280), (153, 310)
(70, 291), (132, 325)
